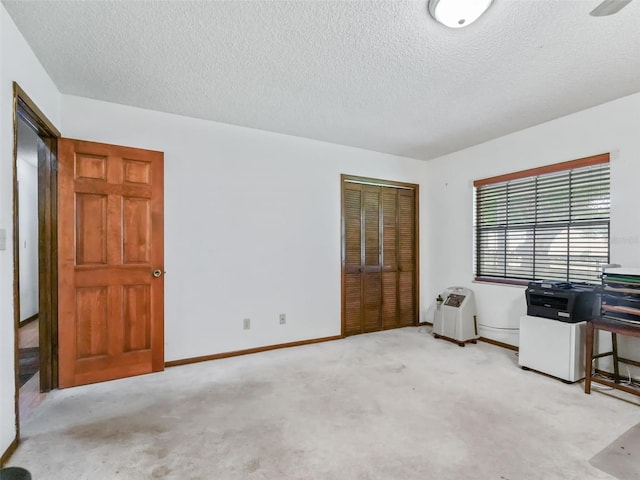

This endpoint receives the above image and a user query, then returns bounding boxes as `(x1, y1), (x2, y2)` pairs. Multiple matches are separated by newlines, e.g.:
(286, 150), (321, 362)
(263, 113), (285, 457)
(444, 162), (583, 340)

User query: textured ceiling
(3, 0), (640, 160)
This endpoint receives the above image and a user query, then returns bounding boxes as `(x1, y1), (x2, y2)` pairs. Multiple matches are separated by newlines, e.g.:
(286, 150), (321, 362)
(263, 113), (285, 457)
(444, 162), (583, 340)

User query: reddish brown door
(58, 138), (164, 388)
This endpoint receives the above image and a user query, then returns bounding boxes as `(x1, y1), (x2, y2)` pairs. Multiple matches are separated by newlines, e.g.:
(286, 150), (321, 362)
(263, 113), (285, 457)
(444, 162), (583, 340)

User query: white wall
(17, 156), (39, 321)
(61, 95), (429, 362)
(423, 92), (640, 353)
(0, 4), (61, 460)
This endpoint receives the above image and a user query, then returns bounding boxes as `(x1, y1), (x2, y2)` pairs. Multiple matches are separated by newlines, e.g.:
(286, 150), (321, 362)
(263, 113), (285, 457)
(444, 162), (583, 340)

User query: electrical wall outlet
(243, 318), (251, 330)
(279, 313), (286, 325)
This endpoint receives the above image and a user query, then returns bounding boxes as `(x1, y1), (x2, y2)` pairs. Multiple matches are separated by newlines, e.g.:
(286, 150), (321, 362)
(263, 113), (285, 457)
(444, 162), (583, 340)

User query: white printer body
(433, 286), (479, 346)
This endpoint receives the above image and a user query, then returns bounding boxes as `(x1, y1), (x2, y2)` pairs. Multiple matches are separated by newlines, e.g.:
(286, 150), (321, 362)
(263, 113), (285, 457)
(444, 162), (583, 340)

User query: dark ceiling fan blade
(590, 0), (633, 16)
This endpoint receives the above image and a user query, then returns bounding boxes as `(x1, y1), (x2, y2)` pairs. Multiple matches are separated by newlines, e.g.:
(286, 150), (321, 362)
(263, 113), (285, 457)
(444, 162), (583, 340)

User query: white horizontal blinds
(475, 155), (610, 284)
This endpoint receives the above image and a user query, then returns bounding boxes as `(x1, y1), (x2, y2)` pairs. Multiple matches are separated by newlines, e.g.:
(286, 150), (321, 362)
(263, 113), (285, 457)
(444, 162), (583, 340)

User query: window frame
(473, 153), (610, 286)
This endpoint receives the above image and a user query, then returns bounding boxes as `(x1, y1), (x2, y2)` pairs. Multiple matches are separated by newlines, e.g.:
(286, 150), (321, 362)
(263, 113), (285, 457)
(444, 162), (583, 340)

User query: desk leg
(585, 322), (595, 394)
(612, 332), (620, 383)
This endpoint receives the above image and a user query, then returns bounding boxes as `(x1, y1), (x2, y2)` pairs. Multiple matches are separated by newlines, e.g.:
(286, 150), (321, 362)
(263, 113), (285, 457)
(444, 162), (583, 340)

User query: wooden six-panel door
(342, 178), (417, 336)
(58, 139), (164, 388)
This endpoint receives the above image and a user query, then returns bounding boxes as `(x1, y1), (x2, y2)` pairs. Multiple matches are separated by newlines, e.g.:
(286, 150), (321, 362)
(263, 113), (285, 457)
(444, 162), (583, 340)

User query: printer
(525, 281), (599, 323)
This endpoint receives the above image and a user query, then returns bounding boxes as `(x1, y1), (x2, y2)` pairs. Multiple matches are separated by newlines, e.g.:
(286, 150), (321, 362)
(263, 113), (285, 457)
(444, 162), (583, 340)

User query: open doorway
(16, 117), (42, 420)
(13, 83), (60, 430)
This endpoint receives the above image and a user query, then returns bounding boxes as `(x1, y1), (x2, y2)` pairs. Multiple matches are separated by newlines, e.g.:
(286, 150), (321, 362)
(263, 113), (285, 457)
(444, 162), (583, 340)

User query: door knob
(152, 269), (163, 278)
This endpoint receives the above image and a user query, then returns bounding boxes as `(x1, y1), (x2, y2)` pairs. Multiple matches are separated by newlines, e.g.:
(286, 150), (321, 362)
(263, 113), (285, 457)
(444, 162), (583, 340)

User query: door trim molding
(12, 83), (60, 444)
(0, 437), (18, 466)
(340, 174), (420, 337)
(13, 84), (61, 137)
(344, 178), (416, 190)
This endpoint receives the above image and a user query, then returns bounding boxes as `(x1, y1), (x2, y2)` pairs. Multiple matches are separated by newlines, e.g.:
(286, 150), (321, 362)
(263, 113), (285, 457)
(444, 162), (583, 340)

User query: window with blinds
(474, 154), (610, 285)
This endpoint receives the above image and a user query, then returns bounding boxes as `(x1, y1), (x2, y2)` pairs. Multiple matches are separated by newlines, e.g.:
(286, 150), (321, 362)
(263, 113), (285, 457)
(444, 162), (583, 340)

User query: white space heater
(433, 286), (479, 347)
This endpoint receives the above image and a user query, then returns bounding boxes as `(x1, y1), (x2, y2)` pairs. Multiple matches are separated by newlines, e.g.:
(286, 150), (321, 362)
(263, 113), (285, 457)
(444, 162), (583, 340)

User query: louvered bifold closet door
(382, 187), (399, 329)
(362, 186), (383, 333)
(344, 183), (363, 336)
(343, 180), (416, 336)
(398, 189), (416, 327)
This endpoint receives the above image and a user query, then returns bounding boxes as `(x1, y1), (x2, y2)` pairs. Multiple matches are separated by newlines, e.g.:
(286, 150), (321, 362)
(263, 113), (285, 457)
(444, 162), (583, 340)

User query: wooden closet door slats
(363, 186), (381, 268)
(344, 184), (363, 335)
(342, 178), (417, 336)
(398, 189), (416, 327)
(382, 188), (399, 329)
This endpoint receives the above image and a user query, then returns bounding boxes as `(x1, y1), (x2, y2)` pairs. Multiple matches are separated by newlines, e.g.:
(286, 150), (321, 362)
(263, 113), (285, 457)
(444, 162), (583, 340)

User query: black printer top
(528, 280), (572, 290)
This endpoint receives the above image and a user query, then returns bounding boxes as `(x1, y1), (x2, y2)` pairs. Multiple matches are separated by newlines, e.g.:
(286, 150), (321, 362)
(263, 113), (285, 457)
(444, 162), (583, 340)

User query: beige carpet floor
(590, 421), (640, 480)
(7, 327), (640, 479)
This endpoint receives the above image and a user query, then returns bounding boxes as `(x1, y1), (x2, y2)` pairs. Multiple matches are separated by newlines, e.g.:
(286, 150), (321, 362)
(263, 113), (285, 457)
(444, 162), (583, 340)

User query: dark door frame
(12, 82), (60, 437)
(340, 174), (420, 337)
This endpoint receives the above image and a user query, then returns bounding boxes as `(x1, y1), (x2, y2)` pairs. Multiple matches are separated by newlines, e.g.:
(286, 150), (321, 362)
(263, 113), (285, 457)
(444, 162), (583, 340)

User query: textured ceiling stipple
(3, 0), (640, 160)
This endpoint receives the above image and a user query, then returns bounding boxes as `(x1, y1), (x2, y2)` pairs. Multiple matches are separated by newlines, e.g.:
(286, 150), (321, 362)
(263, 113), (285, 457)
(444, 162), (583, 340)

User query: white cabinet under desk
(518, 314), (586, 383)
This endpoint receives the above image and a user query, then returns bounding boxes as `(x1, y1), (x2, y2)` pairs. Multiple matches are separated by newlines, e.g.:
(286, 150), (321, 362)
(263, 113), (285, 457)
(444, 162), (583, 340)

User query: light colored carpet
(590, 422), (640, 480)
(7, 327), (640, 479)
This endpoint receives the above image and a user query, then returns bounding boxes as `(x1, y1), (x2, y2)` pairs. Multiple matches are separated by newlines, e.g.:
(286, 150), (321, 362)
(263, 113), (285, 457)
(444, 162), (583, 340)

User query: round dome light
(428, 0), (494, 28)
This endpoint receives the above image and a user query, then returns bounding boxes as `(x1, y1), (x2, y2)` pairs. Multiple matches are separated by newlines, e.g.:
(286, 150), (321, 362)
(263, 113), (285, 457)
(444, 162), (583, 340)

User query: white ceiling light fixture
(428, 0), (494, 28)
